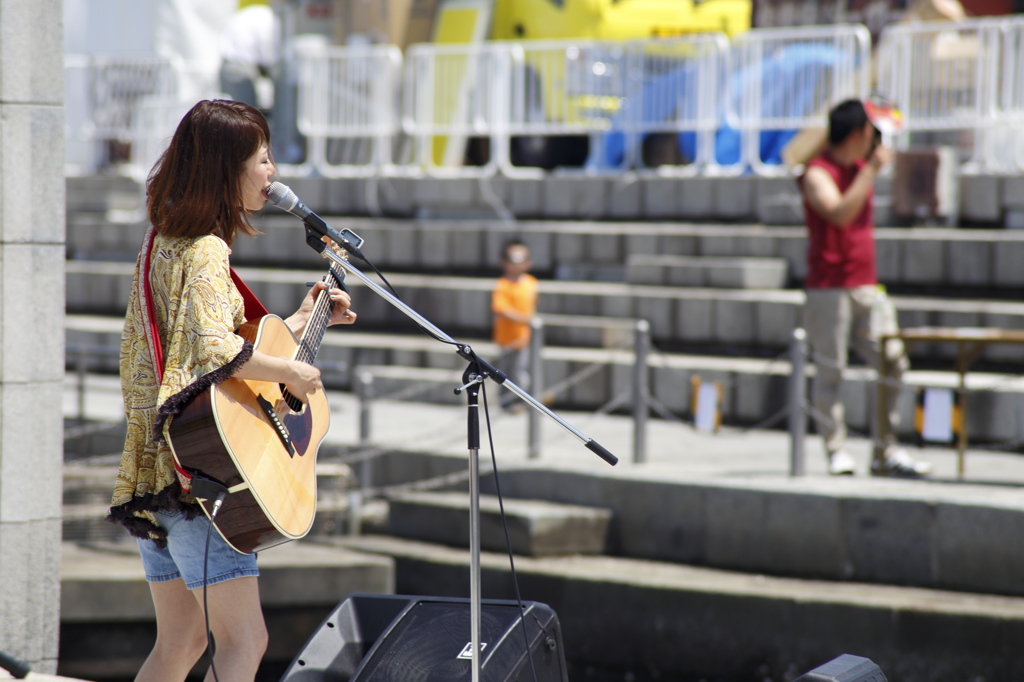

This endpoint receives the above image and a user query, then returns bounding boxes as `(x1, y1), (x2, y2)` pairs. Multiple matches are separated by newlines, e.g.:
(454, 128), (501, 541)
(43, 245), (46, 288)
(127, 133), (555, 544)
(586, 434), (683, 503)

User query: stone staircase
(58, 174), (1024, 682)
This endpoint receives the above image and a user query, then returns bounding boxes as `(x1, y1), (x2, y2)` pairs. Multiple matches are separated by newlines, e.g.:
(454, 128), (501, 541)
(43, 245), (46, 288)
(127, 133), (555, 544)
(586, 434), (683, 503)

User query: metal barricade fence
(1001, 19), (1024, 121)
(68, 29), (1024, 180)
(403, 43), (511, 178)
(998, 18), (1024, 171)
(876, 18), (1004, 172)
(65, 54), (178, 177)
(500, 39), (632, 177)
(295, 44), (403, 178)
(725, 24), (871, 176)
(624, 35), (730, 177)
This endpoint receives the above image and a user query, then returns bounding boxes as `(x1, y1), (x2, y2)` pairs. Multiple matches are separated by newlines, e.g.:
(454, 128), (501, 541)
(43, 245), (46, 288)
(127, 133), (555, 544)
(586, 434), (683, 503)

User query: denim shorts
(137, 509), (259, 590)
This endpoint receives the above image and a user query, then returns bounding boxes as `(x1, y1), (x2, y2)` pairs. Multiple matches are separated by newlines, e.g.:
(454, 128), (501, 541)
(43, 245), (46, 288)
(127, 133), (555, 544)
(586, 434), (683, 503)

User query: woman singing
(107, 99), (355, 681)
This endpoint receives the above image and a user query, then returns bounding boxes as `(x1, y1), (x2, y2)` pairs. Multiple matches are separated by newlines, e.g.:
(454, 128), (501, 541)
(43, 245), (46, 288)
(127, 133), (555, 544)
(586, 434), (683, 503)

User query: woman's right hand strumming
(234, 351), (322, 404)
(282, 359), (323, 405)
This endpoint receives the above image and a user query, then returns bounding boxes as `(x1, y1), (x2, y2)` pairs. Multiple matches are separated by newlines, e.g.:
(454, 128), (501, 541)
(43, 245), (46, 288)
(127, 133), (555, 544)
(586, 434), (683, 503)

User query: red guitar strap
(139, 228), (164, 382)
(230, 267), (270, 322)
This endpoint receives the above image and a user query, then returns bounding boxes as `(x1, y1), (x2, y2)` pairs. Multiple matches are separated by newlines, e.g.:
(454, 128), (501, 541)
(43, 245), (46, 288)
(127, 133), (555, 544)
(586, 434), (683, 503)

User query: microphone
(266, 182), (366, 260)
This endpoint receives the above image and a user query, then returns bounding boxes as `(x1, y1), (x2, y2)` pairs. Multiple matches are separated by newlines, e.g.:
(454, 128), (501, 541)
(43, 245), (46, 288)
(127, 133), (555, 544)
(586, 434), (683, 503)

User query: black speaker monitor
(281, 594), (568, 682)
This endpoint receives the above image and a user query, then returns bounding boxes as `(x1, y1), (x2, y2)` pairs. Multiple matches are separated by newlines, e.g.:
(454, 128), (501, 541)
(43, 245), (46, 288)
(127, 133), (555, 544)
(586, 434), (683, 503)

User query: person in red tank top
(799, 98), (932, 478)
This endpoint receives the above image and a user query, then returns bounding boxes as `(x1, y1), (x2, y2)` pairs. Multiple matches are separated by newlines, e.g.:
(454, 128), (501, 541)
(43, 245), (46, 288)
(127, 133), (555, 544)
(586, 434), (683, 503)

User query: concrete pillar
(0, 0), (66, 673)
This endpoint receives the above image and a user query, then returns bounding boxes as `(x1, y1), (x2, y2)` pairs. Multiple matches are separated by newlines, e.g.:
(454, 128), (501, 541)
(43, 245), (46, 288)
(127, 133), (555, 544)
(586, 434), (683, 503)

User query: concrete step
(66, 172), (1021, 225)
(58, 540), (394, 679)
(387, 491), (612, 556)
(67, 202), (1024, 290)
(65, 314), (1024, 445)
(358, 449), (1024, 600)
(627, 254), (789, 289)
(325, 533), (1024, 682)
(65, 175), (143, 215)
(64, 260), (1024, 364)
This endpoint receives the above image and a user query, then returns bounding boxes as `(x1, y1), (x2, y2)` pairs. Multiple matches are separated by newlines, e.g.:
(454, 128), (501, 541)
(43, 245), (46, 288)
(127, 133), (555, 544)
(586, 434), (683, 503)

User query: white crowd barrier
(500, 35), (731, 177)
(623, 35), (730, 177)
(65, 20), (1024, 181)
(295, 44), (403, 178)
(876, 18), (1001, 171)
(997, 18), (1024, 171)
(403, 43), (511, 178)
(876, 16), (1024, 173)
(725, 24), (871, 176)
(66, 54), (221, 180)
(502, 40), (632, 177)
(1002, 19), (1024, 122)
(65, 54), (178, 177)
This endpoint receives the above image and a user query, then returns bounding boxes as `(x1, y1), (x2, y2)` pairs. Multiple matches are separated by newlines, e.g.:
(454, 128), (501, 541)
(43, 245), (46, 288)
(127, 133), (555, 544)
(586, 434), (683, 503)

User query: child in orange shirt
(492, 240), (538, 409)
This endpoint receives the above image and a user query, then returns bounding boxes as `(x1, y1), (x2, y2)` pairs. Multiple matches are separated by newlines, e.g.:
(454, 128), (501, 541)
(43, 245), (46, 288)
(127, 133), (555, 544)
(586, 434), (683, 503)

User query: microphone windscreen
(267, 182), (298, 212)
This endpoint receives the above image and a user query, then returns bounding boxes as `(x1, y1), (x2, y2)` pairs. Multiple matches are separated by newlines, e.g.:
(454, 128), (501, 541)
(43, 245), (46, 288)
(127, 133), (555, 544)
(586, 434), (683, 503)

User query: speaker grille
(354, 602), (522, 682)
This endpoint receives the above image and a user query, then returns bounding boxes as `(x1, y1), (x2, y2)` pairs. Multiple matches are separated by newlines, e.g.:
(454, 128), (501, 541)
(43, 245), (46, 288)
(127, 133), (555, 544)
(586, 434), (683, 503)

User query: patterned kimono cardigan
(108, 230), (254, 546)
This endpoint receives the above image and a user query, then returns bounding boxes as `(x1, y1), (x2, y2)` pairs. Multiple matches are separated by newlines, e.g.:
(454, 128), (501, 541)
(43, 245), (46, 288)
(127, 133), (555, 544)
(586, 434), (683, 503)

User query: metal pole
(527, 317), (544, 459)
(873, 338), (889, 469)
(356, 371), (373, 446)
(348, 490), (362, 537)
(789, 328), (807, 476)
(356, 371), (373, 499)
(633, 320), (650, 464)
(76, 346), (88, 423)
(457, 369), (484, 682)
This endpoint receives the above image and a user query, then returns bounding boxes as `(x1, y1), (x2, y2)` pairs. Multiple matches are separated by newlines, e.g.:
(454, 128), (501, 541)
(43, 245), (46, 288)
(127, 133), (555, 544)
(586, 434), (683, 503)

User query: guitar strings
(284, 269), (338, 408)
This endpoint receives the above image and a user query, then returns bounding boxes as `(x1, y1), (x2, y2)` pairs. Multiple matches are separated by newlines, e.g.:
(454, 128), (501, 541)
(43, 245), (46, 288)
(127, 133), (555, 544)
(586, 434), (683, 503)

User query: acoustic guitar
(166, 260), (344, 554)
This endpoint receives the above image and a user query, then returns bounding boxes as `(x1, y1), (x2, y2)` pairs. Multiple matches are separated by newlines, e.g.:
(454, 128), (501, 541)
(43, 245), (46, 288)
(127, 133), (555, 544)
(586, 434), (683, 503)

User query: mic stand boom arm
(317, 244), (619, 467)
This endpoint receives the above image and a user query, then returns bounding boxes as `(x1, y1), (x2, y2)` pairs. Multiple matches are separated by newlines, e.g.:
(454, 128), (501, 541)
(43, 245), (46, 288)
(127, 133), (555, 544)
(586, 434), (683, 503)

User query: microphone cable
(192, 477), (229, 682)
(480, 384), (542, 682)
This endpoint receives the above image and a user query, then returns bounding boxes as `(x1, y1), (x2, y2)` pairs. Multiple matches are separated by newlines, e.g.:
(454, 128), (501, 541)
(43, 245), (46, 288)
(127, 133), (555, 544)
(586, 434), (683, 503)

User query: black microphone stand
(302, 225), (618, 682)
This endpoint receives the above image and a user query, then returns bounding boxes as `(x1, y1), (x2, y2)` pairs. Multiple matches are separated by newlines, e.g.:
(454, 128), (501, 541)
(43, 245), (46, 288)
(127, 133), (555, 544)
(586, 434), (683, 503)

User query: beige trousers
(804, 286), (909, 454)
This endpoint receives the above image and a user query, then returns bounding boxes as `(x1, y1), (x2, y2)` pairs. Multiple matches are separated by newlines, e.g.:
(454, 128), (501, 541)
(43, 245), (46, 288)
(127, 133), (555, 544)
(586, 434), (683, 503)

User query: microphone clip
(305, 225), (328, 254)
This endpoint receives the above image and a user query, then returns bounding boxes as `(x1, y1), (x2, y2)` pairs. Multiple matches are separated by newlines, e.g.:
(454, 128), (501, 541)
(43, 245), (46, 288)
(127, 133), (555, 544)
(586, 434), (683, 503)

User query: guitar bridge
(256, 394), (297, 457)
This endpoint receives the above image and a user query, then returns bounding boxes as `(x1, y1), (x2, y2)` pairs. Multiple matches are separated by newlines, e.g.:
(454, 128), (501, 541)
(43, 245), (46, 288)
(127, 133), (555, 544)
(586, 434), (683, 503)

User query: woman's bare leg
(135, 579), (209, 682)
(194, 576), (268, 682)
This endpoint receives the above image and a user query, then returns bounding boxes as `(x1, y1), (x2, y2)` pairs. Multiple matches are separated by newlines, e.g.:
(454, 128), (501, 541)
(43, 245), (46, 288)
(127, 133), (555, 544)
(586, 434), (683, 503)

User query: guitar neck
(282, 263), (344, 411)
(297, 264), (344, 363)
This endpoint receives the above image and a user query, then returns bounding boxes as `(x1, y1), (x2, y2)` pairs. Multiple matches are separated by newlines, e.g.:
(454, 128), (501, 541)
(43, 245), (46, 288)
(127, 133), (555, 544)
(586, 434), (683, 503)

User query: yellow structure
(489, 0), (751, 41)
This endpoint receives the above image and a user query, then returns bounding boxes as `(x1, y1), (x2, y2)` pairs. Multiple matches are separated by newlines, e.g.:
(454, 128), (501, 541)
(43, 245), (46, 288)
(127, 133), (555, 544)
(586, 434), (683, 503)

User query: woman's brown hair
(146, 99), (270, 245)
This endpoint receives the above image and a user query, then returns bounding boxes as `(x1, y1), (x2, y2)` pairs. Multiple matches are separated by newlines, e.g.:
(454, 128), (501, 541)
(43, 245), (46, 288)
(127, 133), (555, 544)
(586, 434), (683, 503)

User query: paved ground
(60, 372), (1024, 681)
(67, 371), (1024, 499)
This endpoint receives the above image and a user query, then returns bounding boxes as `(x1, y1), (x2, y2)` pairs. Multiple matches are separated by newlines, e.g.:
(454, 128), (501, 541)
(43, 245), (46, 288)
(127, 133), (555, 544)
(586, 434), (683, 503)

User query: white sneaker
(871, 448), (934, 478)
(828, 451), (856, 476)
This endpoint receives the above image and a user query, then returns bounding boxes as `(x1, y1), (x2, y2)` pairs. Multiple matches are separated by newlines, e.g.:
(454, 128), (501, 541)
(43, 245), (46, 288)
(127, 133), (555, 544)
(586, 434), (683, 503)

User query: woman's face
(241, 143), (276, 212)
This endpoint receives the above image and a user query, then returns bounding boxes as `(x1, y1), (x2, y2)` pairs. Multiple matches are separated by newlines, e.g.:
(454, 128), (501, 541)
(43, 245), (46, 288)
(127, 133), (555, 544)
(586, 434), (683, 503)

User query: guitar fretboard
(282, 263), (343, 412)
